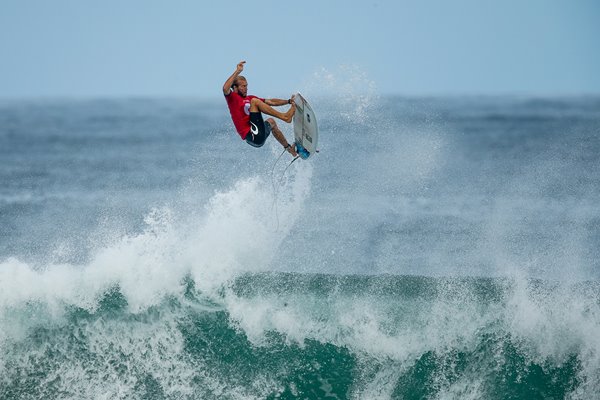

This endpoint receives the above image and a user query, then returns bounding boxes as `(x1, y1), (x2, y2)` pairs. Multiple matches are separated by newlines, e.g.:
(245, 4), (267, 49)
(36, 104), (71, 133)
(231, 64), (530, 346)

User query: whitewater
(1, 70), (600, 399)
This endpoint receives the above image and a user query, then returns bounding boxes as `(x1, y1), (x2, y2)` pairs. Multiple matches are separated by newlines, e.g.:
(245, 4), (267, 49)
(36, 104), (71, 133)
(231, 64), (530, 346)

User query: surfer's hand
(236, 61), (245, 73)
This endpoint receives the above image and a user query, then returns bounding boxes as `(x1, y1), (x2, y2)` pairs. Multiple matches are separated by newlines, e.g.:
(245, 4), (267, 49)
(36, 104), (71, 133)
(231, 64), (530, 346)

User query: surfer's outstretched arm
(223, 61), (245, 95)
(264, 96), (294, 107)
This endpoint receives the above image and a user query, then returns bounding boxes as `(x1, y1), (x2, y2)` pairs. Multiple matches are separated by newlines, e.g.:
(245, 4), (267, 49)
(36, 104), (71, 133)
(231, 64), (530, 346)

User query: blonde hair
(232, 76), (247, 89)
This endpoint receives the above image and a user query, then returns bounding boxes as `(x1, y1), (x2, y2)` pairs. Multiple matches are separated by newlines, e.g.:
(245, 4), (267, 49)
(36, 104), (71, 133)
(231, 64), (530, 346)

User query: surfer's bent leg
(266, 118), (298, 157)
(250, 98), (295, 123)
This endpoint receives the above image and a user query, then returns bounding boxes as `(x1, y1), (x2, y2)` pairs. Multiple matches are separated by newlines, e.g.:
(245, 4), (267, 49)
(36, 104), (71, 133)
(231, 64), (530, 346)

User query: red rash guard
(224, 91), (265, 140)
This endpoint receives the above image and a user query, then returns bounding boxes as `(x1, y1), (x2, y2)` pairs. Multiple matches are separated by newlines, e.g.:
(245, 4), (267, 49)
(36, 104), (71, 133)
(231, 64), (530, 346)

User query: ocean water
(1, 87), (600, 399)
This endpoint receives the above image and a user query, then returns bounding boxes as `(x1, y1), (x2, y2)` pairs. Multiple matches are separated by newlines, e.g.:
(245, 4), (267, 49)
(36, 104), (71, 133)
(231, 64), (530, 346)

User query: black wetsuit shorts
(246, 112), (271, 147)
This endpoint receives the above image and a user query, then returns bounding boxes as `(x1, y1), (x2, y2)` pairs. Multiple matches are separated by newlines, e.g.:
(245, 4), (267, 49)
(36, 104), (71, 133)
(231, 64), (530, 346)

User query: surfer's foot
(286, 143), (298, 157)
(283, 102), (295, 123)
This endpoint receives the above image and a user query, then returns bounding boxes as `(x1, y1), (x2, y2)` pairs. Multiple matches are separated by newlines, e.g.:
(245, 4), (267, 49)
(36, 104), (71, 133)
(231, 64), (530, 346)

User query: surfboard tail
(295, 142), (310, 160)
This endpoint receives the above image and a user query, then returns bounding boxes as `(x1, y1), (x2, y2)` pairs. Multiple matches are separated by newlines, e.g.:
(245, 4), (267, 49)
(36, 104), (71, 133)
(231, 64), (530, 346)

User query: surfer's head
(232, 76), (248, 96)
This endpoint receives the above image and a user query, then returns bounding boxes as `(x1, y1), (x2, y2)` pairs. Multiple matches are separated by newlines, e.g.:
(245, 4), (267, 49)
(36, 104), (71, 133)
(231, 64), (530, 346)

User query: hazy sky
(1, 0), (599, 99)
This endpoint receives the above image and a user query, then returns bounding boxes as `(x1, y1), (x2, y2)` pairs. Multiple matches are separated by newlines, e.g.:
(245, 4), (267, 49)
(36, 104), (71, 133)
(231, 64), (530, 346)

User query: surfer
(223, 61), (298, 157)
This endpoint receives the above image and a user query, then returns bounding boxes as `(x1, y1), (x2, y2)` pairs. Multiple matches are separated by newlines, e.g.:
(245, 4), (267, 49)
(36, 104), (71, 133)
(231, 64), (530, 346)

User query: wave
(1, 270), (599, 399)
(1, 167), (599, 398)
(2, 146), (600, 399)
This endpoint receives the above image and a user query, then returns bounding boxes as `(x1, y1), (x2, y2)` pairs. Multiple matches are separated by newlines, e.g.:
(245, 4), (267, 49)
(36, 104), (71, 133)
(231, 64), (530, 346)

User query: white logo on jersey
(244, 102), (251, 115)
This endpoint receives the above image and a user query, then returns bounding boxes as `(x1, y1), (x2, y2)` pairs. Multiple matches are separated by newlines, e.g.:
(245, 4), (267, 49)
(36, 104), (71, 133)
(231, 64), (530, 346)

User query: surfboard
(293, 92), (319, 159)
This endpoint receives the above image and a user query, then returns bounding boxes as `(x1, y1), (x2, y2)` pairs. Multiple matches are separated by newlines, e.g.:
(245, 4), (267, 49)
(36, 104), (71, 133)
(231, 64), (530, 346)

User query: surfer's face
(236, 80), (248, 97)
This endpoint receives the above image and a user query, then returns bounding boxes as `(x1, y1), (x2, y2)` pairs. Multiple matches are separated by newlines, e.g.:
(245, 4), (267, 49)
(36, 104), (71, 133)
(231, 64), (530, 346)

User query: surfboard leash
(271, 147), (289, 191)
(270, 147), (290, 232)
(270, 151), (300, 232)
(280, 155), (300, 184)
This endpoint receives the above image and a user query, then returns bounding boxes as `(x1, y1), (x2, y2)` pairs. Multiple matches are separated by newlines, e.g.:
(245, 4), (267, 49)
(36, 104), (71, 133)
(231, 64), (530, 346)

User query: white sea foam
(0, 163), (313, 398)
(0, 163), (312, 315)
